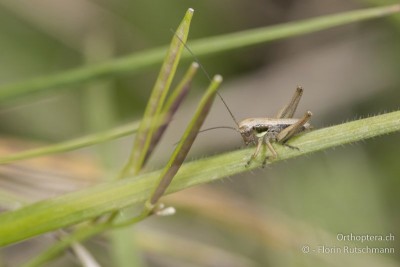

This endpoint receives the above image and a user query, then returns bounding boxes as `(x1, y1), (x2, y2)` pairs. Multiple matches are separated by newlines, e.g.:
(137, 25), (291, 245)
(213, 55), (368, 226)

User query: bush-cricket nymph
(235, 86), (312, 167)
(175, 32), (312, 167)
(204, 86), (312, 167)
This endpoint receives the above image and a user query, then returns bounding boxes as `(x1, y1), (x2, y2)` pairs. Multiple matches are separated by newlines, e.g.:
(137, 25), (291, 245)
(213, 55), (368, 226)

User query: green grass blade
(148, 74), (222, 207)
(120, 8), (194, 177)
(187, 4), (400, 55)
(144, 62), (199, 164)
(0, 110), (399, 247)
(0, 4), (398, 101)
(0, 122), (139, 164)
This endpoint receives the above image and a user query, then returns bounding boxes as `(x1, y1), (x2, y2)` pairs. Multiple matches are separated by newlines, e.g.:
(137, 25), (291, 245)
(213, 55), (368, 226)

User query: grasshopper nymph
(236, 86), (312, 167)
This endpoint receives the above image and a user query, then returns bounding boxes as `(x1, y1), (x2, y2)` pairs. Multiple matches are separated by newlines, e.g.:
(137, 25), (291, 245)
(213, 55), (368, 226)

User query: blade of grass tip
(146, 74), (223, 209)
(0, 121), (139, 164)
(143, 62), (199, 165)
(118, 8), (194, 178)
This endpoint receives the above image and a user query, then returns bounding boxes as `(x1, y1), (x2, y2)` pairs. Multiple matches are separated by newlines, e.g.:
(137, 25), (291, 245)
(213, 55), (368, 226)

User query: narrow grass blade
(0, 122), (139, 164)
(148, 74), (222, 206)
(119, 8), (194, 178)
(187, 4), (400, 56)
(144, 62), (199, 164)
(1, 111), (399, 247)
(0, 5), (398, 101)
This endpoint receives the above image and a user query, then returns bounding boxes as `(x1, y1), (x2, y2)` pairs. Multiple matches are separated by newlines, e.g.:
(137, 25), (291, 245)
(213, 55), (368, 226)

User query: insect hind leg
(276, 86), (303, 119)
(276, 111), (312, 143)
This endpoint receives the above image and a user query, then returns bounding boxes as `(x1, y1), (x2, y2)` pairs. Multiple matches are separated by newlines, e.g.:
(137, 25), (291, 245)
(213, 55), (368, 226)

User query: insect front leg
(262, 138), (278, 167)
(246, 131), (279, 168)
(246, 135), (264, 167)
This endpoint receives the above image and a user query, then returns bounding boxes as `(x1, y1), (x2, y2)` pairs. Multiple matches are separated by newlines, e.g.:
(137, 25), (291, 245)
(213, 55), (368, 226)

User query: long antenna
(199, 126), (239, 133)
(171, 29), (240, 128)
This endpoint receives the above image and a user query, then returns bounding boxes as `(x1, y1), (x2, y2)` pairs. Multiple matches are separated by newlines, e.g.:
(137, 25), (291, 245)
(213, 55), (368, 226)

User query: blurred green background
(0, 0), (399, 266)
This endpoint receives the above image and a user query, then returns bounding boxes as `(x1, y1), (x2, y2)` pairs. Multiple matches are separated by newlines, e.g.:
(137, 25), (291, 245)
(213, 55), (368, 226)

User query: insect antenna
(199, 126), (239, 133)
(171, 29), (240, 128)
(173, 125), (238, 147)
